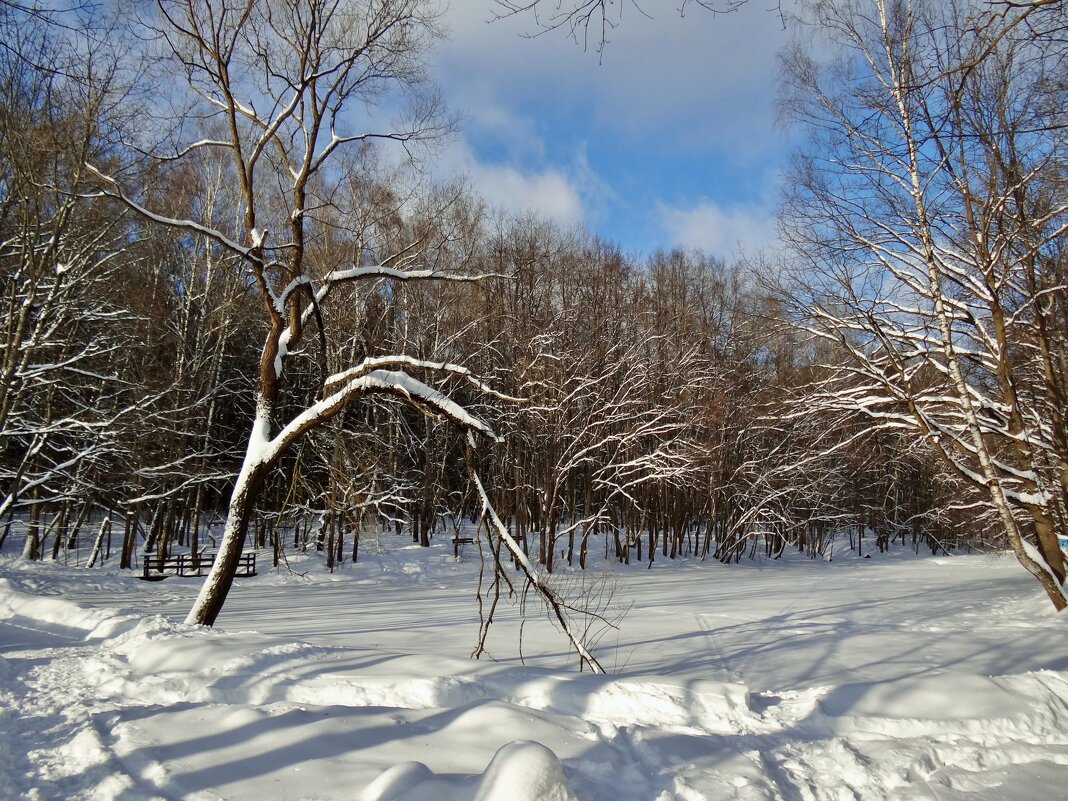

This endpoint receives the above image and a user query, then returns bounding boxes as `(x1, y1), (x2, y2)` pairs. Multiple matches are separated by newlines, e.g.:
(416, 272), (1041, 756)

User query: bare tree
(493, 0), (751, 52)
(519, 336), (698, 572)
(76, 1), (613, 672)
(0, 2), (148, 556)
(779, 0), (1068, 607)
(82, 0), (504, 624)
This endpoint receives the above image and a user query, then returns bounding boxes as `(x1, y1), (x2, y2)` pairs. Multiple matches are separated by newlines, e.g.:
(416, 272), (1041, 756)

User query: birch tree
(0, 2), (146, 554)
(780, 0), (1068, 608)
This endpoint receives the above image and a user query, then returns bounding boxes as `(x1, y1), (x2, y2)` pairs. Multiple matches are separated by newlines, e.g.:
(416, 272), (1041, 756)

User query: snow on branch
(321, 264), (496, 286)
(324, 355), (525, 404)
(263, 369), (499, 469)
(156, 138), (234, 161)
(82, 162), (256, 263)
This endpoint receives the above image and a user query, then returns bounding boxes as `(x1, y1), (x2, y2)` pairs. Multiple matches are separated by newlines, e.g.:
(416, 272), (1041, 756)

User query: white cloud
(435, 136), (586, 225)
(436, 2), (790, 156)
(419, 4), (795, 251)
(658, 199), (778, 260)
(470, 159), (585, 223)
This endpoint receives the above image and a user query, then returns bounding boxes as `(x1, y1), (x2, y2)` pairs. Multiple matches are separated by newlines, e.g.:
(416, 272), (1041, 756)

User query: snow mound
(474, 740), (577, 801)
(0, 578), (142, 642)
(814, 670), (1068, 741)
(820, 672), (1030, 721)
(357, 741), (578, 801)
(507, 673), (753, 733)
(359, 761), (436, 801)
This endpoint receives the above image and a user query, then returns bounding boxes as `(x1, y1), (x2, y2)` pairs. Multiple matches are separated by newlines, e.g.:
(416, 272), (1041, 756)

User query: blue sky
(429, 2), (795, 260)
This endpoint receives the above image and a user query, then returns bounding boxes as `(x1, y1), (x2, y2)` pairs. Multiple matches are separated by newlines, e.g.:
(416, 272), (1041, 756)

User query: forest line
(1, 0), (1065, 614)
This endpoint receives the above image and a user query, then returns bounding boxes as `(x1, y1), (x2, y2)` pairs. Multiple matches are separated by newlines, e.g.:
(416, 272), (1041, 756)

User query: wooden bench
(452, 536), (475, 557)
(141, 552), (257, 581)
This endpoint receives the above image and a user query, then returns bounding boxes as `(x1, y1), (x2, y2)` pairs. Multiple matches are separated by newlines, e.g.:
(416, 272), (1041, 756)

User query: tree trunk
(87, 518), (110, 568)
(119, 507), (135, 570)
(50, 502), (68, 561)
(21, 501), (41, 561)
(185, 460), (265, 626)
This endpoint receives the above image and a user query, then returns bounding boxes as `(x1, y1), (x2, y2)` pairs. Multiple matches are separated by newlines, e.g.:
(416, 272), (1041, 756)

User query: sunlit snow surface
(1, 538), (1067, 800)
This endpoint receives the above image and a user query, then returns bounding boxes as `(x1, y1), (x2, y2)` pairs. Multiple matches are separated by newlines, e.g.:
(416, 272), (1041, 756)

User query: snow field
(1, 545), (1067, 800)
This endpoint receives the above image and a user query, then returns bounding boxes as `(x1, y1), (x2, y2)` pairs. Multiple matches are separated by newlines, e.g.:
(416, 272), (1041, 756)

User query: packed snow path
(2, 546), (1067, 800)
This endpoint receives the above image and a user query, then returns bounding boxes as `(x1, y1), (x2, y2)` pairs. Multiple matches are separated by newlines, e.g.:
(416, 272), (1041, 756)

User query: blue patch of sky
(431, 1), (794, 259)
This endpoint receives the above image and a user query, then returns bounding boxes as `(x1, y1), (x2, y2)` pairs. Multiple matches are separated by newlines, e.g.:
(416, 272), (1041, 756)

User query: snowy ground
(1, 535), (1067, 800)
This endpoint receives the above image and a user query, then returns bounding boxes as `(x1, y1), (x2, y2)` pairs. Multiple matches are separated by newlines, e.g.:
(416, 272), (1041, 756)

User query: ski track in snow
(1, 546), (1067, 800)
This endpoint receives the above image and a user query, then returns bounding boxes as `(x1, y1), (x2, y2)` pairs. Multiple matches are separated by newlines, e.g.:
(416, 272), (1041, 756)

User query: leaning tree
(84, 0), (604, 667)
